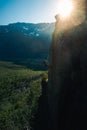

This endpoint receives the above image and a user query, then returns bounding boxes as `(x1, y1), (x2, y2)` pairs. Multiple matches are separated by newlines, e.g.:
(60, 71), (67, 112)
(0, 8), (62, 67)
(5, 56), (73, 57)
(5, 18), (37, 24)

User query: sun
(57, 0), (74, 18)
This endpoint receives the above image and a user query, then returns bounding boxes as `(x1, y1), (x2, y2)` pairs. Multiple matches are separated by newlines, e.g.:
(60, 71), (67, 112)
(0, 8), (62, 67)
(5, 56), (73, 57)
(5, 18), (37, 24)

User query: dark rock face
(48, 1), (87, 130)
(33, 78), (48, 130)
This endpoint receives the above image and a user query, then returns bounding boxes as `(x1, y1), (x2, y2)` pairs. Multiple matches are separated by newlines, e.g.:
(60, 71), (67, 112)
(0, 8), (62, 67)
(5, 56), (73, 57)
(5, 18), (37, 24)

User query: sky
(0, 0), (59, 25)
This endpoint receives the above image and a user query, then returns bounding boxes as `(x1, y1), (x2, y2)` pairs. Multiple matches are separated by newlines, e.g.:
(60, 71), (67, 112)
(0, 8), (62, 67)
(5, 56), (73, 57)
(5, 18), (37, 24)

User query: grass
(0, 61), (44, 130)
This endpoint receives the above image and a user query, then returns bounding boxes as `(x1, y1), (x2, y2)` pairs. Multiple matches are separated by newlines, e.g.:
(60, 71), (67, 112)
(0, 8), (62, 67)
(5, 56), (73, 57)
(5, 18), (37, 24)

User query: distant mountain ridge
(0, 22), (54, 63)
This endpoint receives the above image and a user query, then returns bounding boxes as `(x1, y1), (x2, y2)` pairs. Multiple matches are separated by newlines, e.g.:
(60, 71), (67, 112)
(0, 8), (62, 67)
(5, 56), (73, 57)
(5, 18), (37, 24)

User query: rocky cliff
(48, 0), (87, 129)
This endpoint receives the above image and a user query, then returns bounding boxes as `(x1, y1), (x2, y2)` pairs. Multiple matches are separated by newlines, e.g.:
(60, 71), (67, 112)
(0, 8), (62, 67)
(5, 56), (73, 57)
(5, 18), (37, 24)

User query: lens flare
(57, 0), (74, 18)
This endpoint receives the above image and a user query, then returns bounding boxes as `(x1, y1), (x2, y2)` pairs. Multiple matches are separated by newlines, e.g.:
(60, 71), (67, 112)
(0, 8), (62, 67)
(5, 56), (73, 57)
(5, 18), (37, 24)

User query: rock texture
(48, 0), (87, 130)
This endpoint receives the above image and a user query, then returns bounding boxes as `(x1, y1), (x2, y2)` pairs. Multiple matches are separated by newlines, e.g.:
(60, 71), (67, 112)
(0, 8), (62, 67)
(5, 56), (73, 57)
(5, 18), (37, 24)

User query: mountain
(0, 22), (54, 62)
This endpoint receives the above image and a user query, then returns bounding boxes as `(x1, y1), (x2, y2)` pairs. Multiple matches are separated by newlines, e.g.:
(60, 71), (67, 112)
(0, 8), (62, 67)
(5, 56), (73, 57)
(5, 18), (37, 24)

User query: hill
(0, 61), (44, 130)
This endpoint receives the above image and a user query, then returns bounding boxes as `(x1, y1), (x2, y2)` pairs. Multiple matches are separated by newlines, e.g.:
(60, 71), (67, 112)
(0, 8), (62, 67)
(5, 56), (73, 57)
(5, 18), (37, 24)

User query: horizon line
(0, 21), (55, 26)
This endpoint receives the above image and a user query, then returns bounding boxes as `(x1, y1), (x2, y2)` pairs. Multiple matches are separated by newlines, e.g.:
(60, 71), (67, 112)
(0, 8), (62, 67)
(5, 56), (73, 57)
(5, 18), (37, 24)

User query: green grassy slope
(0, 61), (43, 130)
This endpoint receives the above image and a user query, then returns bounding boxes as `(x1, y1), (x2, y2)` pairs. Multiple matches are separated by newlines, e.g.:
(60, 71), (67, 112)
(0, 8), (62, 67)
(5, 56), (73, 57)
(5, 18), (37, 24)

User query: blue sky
(0, 0), (59, 25)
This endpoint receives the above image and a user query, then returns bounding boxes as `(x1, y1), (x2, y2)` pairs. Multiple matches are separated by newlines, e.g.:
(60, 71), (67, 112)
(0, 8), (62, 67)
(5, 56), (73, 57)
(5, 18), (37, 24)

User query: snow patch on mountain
(23, 26), (29, 30)
(29, 32), (34, 36)
(36, 34), (39, 37)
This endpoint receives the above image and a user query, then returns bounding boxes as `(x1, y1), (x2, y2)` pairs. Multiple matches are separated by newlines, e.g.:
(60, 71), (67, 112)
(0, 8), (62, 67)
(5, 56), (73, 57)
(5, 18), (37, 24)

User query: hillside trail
(18, 74), (43, 92)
